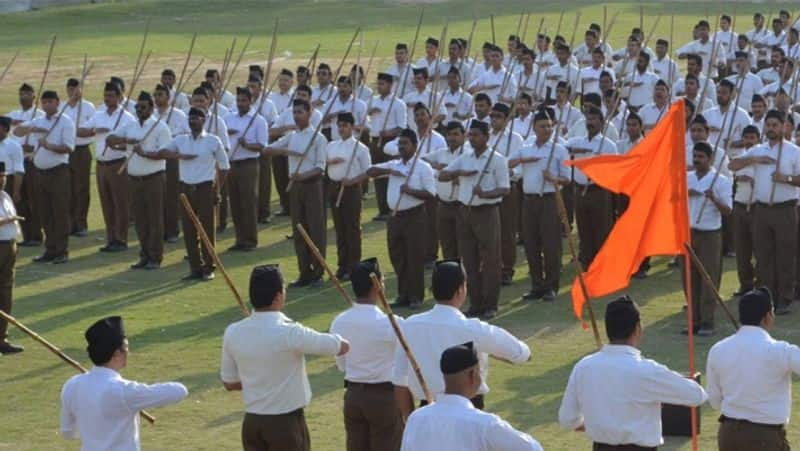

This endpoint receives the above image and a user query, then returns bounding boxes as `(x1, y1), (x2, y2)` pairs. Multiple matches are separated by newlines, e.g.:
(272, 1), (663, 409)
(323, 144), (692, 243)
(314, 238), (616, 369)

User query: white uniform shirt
(26, 114), (76, 169)
(469, 66), (517, 104)
(676, 39), (726, 77)
(616, 136), (643, 155)
(510, 139), (571, 194)
(60, 100), (96, 146)
(0, 138), (24, 175)
(325, 136), (370, 181)
(252, 96), (279, 127)
(383, 130), (446, 158)
(559, 345), (708, 448)
(311, 84), (338, 112)
(403, 87), (446, 132)
(714, 30), (739, 57)
(638, 103), (670, 131)
(204, 113), (231, 151)
(685, 143), (730, 177)
(401, 394), (543, 451)
(113, 116), (172, 176)
(746, 28), (773, 63)
(553, 103), (583, 137)
(221, 311), (343, 415)
(272, 126), (327, 176)
(442, 88), (473, 124)
(269, 89), (295, 114)
(733, 155), (755, 204)
(673, 74), (717, 107)
(623, 70), (659, 107)
(736, 141), (800, 203)
(544, 62), (580, 98)
(516, 67), (547, 100)
(688, 169), (733, 231)
(568, 118), (620, 142)
(725, 73), (764, 111)
(224, 109), (268, 161)
(707, 326), (800, 425)
(651, 56), (681, 86)
(166, 130), (230, 184)
(489, 128), (523, 182)
(0, 191), (20, 240)
(373, 157), (435, 211)
(392, 304), (530, 401)
(756, 67), (781, 87)
(8, 107), (43, 146)
(169, 88), (191, 113)
(511, 113), (535, 141)
(322, 95), (367, 141)
(330, 303), (399, 383)
(274, 107), (323, 131)
(368, 95), (407, 138)
(566, 133), (618, 184)
(703, 105), (752, 152)
(153, 107), (190, 138)
(218, 90), (236, 110)
(85, 107), (136, 161)
(578, 65), (609, 96)
(443, 148), (510, 206)
(60, 366), (188, 451)
(354, 84), (374, 103)
(424, 145), (470, 201)
(386, 63), (416, 98)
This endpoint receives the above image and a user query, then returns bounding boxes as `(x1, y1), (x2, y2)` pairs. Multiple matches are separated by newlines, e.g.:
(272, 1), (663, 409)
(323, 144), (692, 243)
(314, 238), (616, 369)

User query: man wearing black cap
(416, 37), (442, 83)
(159, 107), (230, 281)
(386, 43), (415, 99)
(0, 117), (24, 216)
(400, 342), (541, 451)
(311, 63), (337, 114)
(326, 113), (370, 280)
(468, 45), (517, 105)
(726, 51), (764, 111)
(730, 110), (800, 314)
(9, 83), (43, 247)
(367, 129), (434, 308)
(441, 66), (473, 124)
(0, 161), (23, 354)
(205, 68), (236, 110)
(161, 68), (190, 113)
(439, 120), (509, 318)
(367, 72), (407, 220)
(14, 90), (75, 264)
(60, 316), (188, 449)
(62, 78), (96, 237)
(78, 82), (136, 252)
(224, 87), (268, 251)
(559, 296), (708, 449)
(707, 288), (800, 450)
(107, 91), (172, 270)
(393, 260), (530, 417)
(270, 68), (296, 114)
(221, 264), (349, 451)
(322, 76), (367, 142)
(403, 68), (446, 134)
(330, 258), (403, 450)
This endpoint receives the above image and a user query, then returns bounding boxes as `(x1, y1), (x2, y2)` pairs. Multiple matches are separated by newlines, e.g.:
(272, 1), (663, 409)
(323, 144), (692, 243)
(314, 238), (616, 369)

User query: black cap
(426, 37), (439, 47)
(137, 91), (152, 102)
(336, 112), (355, 124)
(41, 90), (59, 101)
(249, 264), (283, 308)
(19, 83), (33, 93)
(440, 342), (479, 375)
(396, 43), (408, 51)
(431, 258), (466, 301)
(66, 78), (80, 88)
(236, 86), (250, 96)
(412, 67), (429, 77)
(491, 103), (510, 116)
(104, 82), (122, 95)
(109, 76), (125, 90)
(188, 107), (206, 118)
(85, 316), (126, 365)
(605, 295), (641, 341)
(377, 72), (394, 83)
(534, 107), (556, 122)
(249, 64), (264, 78)
(469, 120), (489, 134)
(0, 162), (6, 174)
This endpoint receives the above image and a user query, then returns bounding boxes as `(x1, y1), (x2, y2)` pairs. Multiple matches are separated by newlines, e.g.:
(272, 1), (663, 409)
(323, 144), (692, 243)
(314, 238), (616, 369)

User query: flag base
(661, 372), (702, 436)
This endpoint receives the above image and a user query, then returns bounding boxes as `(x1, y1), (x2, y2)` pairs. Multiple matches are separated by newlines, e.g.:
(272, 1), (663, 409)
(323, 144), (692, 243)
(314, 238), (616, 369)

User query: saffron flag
(565, 100), (690, 320)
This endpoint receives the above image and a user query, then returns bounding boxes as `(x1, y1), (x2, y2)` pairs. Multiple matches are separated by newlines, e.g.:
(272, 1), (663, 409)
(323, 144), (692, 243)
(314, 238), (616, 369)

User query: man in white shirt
(560, 297), (708, 448)
(61, 78), (95, 238)
(579, 48), (610, 97)
(574, 29), (603, 68)
(0, 120), (23, 206)
(367, 129), (435, 308)
(263, 99), (328, 288)
(468, 45), (516, 105)
(330, 258), (403, 451)
(652, 39), (680, 87)
(402, 68), (445, 133)
(703, 79), (752, 154)
(707, 288), (799, 451)
(204, 69), (235, 110)
(638, 80), (671, 132)
(368, 73), (407, 220)
(684, 142), (733, 335)
(674, 55), (717, 109)
(544, 44), (580, 102)
(61, 316), (188, 450)
(730, 110), (800, 314)
(439, 120), (510, 318)
(7, 84), (42, 247)
(392, 260), (531, 415)
(160, 69), (190, 113)
(78, 82), (136, 253)
(159, 107), (229, 281)
(726, 51), (765, 111)
(0, 160), (23, 355)
(269, 68), (295, 114)
(401, 342), (542, 451)
(416, 37), (443, 85)
(441, 67), (473, 124)
(715, 14), (739, 60)
(622, 52), (659, 109)
(326, 113), (371, 280)
(350, 64), (373, 103)
(687, 115), (731, 177)
(14, 90), (75, 264)
(747, 13), (772, 68)
(677, 19), (727, 78)
(731, 126), (760, 297)
(386, 43), (415, 99)
(107, 91), (172, 270)
(322, 76), (368, 142)
(221, 265), (349, 451)
(509, 107), (570, 301)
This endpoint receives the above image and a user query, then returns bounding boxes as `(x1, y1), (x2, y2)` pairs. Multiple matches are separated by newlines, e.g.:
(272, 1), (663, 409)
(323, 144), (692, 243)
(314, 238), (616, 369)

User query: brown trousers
(69, 145), (91, 232)
(753, 202), (797, 307)
(36, 164), (70, 257)
(593, 444), (656, 451)
(437, 201), (460, 259)
(424, 197), (439, 261)
(180, 181), (216, 274)
(229, 159), (260, 248)
(387, 204), (426, 303)
(733, 202), (756, 291)
(258, 155), (272, 220)
(500, 182), (521, 278)
(681, 229), (722, 329)
(718, 419), (789, 451)
(241, 409), (310, 451)
(369, 138), (390, 216)
(19, 160), (42, 243)
(130, 172), (165, 263)
(522, 193), (563, 292)
(272, 155), (290, 214)
(0, 242), (16, 341)
(96, 159), (130, 244)
(164, 159), (180, 239)
(329, 181), (362, 273)
(290, 178), (326, 282)
(218, 177), (230, 227)
(576, 185), (613, 268)
(457, 204), (502, 312)
(343, 383), (403, 451)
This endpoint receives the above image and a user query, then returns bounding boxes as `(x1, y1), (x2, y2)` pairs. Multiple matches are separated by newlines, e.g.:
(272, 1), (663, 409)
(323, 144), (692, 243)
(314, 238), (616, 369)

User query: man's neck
(587, 130), (599, 140)
(156, 104), (169, 113)
(21, 104), (33, 111)
(191, 129), (202, 138)
(340, 133), (353, 141)
(473, 145), (488, 157)
(138, 115), (150, 125)
(448, 144), (462, 153)
(695, 166), (710, 178)
(630, 133), (642, 142)
(239, 107), (250, 117)
(68, 97), (80, 107)
(536, 137), (548, 146)
(355, 297), (376, 305)
(106, 104), (119, 114)
(769, 137), (783, 147)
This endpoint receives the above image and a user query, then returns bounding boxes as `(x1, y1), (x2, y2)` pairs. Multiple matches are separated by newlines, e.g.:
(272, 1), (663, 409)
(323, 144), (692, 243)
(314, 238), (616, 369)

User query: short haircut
(739, 287), (774, 326)
(766, 109), (786, 123)
(605, 296), (641, 341)
(41, 90), (59, 101)
(280, 68), (294, 77)
(687, 54), (703, 65)
(350, 258), (380, 298)
(399, 128), (417, 146)
(66, 78), (80, 88)
(742, 124), (760, 138)
(581, 93), (602, 108)
(718, 79), (735, 91)
(638, 51), (651, 64)
(474, 93), (492, 105)
(295, 84), (313, 96)
(431, 260), (466, 301)
(584, 105), (604, 121)
(413, 102), (431, 115)
(626, 112), (642, 126)
(292, 99), (311, 112)
(249, 265), (283, 308)
(693, 141), (713, 157)
(161, 68), (176, 77)
(19, 83), (34, 93)
(445, 121), (465, 132)
(191, 86), (209, 98)
(317, 63), (331, 72)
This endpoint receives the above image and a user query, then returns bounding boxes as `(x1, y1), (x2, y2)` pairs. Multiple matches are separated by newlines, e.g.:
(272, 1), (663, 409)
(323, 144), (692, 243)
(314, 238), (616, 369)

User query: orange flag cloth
(565, 100), (690, 320)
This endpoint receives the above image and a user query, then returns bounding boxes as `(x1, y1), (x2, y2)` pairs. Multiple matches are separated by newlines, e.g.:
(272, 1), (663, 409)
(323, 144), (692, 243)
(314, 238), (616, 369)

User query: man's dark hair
(605, 296), (641, 341)
(431, 260), (466, 302)
(293, 99), (311, 112)
(739, 287), (773, 326)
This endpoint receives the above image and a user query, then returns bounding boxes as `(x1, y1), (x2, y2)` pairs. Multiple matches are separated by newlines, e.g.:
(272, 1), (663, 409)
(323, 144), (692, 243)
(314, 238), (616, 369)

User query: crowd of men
(2, 8), (800, 451)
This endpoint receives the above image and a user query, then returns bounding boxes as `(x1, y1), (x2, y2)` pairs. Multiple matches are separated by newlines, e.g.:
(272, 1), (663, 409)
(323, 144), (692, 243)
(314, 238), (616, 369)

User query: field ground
(1, 1), (799, 450)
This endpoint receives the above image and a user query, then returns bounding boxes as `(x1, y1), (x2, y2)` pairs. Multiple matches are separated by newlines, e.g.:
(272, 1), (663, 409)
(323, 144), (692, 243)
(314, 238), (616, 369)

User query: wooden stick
(639, 2), (644, 32)
(490, 14), (496, 44)
(295, 223), (353, 305)
(0, 311), (156, 423)
(370, 274), (433, 404)
(683, 243), (739, 330)
(555, 10), (565, 39)
(307, 44), (322, 87)
(668, 15), (675, 88)
(351, 31), (364, 114)
(521, 13), (532, 43)
(24, 35), (57, 149)
(179, 193), (249, 317)
(515, 12), (525, 37)
(355, 39), (379, 102)
(0, 49), (20, 85)
(100, 50), (152, 157)
(220, 35), (253, 99)
(691, 16), (721, 122)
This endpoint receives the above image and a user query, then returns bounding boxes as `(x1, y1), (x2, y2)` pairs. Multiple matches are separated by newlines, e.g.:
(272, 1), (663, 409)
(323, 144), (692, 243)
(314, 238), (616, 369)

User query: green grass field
(2, 1), (799, 450)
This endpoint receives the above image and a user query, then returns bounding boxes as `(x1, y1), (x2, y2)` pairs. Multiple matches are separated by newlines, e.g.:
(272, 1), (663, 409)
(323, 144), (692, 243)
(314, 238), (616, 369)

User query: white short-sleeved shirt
(623, 70), (659, 108)
(165, 130), (230, 184)
(368, 95), (407, 138)
(0, 138), (24, 174)
(509, 139), (570, 194)
(224, 110), (268, 161)
(153, 107), (190, 138)
(84, 107), (136, 161)
(688, 168), (733, 231)
(566, 133), (618, 184)
(8, 107), (43, 147)
(330, 304), (399, 384)
(203, 113), (231, 151)
(325, 136), (370, 181)
(372, 157), (435, 211)
(424, 145), (471, 201)
(271, 126), (327, 176)
(386, 63), (416, 98)
(113, 116), (172, 176)
(322, 95), (367, 141)
(0, 191), (20, 240)
(60, 100), (96, 147)
(26, 114), (76, 169)
(736, 141), (800, 204)
(703, 105), (752, 152)
(443, 148), (510, 206)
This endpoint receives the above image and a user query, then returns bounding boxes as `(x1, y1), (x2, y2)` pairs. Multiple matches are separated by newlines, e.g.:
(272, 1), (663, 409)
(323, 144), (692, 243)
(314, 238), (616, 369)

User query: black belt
(129, 170), (165, 181)
(577, 183), (602, 192)
(719, 415), (784, 430)
(230, 158), (259, 166)
(692, 228), (721, 234)
(524, 192), (555, 198)
(460, 202), (499, 210)
(181, 181), (213, 189)
(0, 240), (15, 244)
(37, 163), (68, 174)
(245, 408), (304, 419)
(593, 443), (655, 451)
(439, 199), (460, 206)
(293, 175), (322, 184)
(754, 200), (796, 208)
(733, 201), (751, 208)
(96, 158), (125, 166)
(344, 380), (393, 390)
(74, 144), (91, 150)
(393, 204), (424, 217)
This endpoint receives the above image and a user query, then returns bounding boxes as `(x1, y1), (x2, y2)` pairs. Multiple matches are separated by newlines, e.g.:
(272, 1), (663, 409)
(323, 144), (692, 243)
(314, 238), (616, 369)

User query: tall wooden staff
(295, 224), (353, 305)
(370, 274), (433, 404)
(683, 244), (740, 329)
(220, 35), (253, 99)
(690, 16), (721, 122)
(668, 15), (675, 89)
(490, 14), (496, 44)
(0, 50), (20, 84)
(0, 311), (156, 423)
(24, 36), (57, 150)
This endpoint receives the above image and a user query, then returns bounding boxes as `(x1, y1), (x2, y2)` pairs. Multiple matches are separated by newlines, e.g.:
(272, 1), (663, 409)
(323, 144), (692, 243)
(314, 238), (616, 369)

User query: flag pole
(683, 243), (739, 330)
(683, 246), (699, 451)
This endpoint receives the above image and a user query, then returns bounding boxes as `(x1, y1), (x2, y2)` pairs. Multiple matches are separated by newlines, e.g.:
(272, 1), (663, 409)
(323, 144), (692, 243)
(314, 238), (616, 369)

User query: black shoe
(523, 289), (544, 301)
(71, 229), (88, 237)
(20, 240), (42, 247)
(424, 260), (436, 270)
(408, 299), (423, 310)
(201, 272), (215, 281)
(372, 214), (388, 222)
(100, 241), (126, 253)
(228, 244), (244, 252)
(466, 309), (483, 318)
(680, 326), (700, 335)
(632, 268), (648, 279)
(289, 279), (310, 288)
(335, 268), (347, 279)
(165, 235), (179, 244)
(181, 272), (203, 281)
(285, 234), (294, 240)
(143, 261), (161, 270)
(338, 272), (350, 281)
(696, 327), (715, 337)
(0, 342), (24, 355)
(307, 278), (323, 289)
(481, 308), (498, 319)
(33, 253), (55, 263)
(131, 259), (148, 269)
(541, 290), (556, 302)
(258, 217), (272, 224)
(51, 254), (68, 265)
(275, 209), (289, 217)
(501, 274), (513, 286)
(776, 305), (792, 316)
